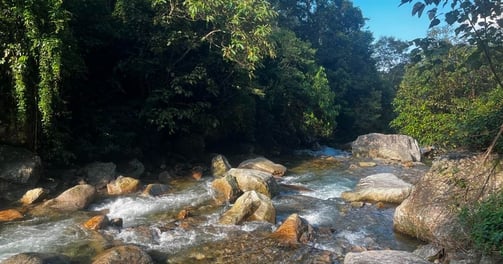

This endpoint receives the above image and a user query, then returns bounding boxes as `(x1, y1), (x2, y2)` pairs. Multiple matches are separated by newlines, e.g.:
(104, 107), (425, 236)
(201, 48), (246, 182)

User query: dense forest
(0, 0), (502, 165)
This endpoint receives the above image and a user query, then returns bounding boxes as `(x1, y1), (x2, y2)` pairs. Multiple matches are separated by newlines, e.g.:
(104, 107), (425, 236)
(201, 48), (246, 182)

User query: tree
(400, 0), (503, 154)
(271, 0), (388, 141)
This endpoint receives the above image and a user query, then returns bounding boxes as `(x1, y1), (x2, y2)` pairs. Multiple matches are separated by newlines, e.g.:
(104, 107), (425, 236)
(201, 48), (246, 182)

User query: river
(0, 147), (428, 263)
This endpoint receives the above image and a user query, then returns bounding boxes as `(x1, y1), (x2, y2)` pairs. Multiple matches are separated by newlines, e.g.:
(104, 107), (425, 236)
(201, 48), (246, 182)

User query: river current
(0, 147), (428, 263)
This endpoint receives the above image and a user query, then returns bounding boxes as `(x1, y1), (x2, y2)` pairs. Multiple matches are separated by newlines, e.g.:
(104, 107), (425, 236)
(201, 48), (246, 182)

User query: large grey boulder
(393, 154), (503, 251)
(80, 162), (116, 189)
(352, 133), (421, 162)
(344, 250), (430, 264)
(341, 173), (412, 203)
(238, 157), (287, 177)
(0, 145), (41, 186)
(226, 168), (280, 198)
(219, 190), (276, 225)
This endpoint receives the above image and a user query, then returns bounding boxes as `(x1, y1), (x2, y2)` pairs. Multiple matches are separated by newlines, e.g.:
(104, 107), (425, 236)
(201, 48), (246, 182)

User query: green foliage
(459, 190), (503, 255)
(392, 43), (502, 151)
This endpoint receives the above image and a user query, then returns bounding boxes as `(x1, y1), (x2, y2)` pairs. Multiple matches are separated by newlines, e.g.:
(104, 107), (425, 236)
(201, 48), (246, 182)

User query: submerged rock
(341, 173), (412, 203)
(238, 157), (287, 177)
(352, 133), (421, 162)
(344, 250), (430, 264)
(92, 245), (153, 264)
(142, 183), (169, 197)
(219, 190), (276, 225)
(1, 252), (71, 264)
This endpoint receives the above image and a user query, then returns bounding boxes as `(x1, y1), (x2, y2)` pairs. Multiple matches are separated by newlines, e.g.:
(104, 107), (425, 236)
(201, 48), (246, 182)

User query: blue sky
(352, 0), (437, 41)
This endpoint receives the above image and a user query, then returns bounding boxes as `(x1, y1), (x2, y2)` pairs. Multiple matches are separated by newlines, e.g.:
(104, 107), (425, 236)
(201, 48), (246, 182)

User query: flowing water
(0, 147), (427, 263)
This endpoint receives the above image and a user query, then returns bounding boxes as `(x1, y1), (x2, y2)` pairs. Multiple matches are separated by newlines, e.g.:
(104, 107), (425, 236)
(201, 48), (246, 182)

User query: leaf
(429, 18), (440, 28)
(412, 2), (426, 17)
(427, 8), (437, 20)
(445, 10), (459, 25)
(399, 0), (412, 7)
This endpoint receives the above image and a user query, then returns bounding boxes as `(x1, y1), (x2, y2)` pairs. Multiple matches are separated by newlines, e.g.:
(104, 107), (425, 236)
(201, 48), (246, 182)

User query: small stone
(359, 161), (377, 167)
(350, 201), (364, 208)
(83, 215), (109, 231)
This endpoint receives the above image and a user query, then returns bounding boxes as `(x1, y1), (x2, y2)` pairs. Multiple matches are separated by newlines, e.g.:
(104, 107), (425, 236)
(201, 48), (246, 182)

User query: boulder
(352, 133), (421, 162)
(83, 215), (109, 231)
(142, 183), (169, 197)
(227, 168), (279, 198)
(393, 154), (503, 251)
(211, 154), (232, 178)
(0, 209), (23, 222)
(43, 184), (96, 211)
(118, 158), (145, 178)
(238, 157), (287, 177)
(219, 190), (276, 225)
(271, 213), (314, 244)
(211, 174), (242, 203)
(344, 250), (430, 264)
(413, 244), (444, 262)
(0, 145), (42, 186)
(341, 173), (412, 203)
(19, 187), (48, 205)
(81, 162), (116, 189)
(1, 252), (71, 264)
(92, 245), (153, 264)
(107, 176), (140, 195)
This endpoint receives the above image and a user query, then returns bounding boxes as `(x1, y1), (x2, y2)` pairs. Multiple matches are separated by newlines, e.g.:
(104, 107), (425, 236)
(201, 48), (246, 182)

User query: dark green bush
(459, 191), (503, 255)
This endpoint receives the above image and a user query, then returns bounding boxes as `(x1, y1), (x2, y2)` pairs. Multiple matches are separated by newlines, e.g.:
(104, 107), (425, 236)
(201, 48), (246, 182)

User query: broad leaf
(428, 8), (437, 20)
(412, 2), (426, 17)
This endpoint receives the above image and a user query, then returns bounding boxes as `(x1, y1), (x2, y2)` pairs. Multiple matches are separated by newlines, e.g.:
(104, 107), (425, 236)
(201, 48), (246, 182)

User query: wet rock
(19, 187), (47, 205)
(81, 162), (116, 189)
(341, 173), (412, 203)
(43, 184), (96, 211)
(107, 176), (140, 195)
(191, 166), (204, 180)
(83, 215), (109, 231)
(110, 218), (123, 229)
(393, 154), (503, 251)
(211, 175), (242, 203)
(227, 168), (279, 198)
(142, 183), (169, 197)
(1, 252), (71, 264)
(0, 209), (23, 222)
(118, 158), (145, 178)
(177, 208), (191, 220)
(344, 250), (430, 264)
(92, 245), (153, 264)
(352, 133), (421, 162)
(238, 157), (287, 177)
(271, 213), (314, 244)
(358, 161), (377, 167)
(158, 170), (172, 184)
(0, 145), (42, 185)
(219, 190), (276, 225)
(211, 154), (232, 178)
